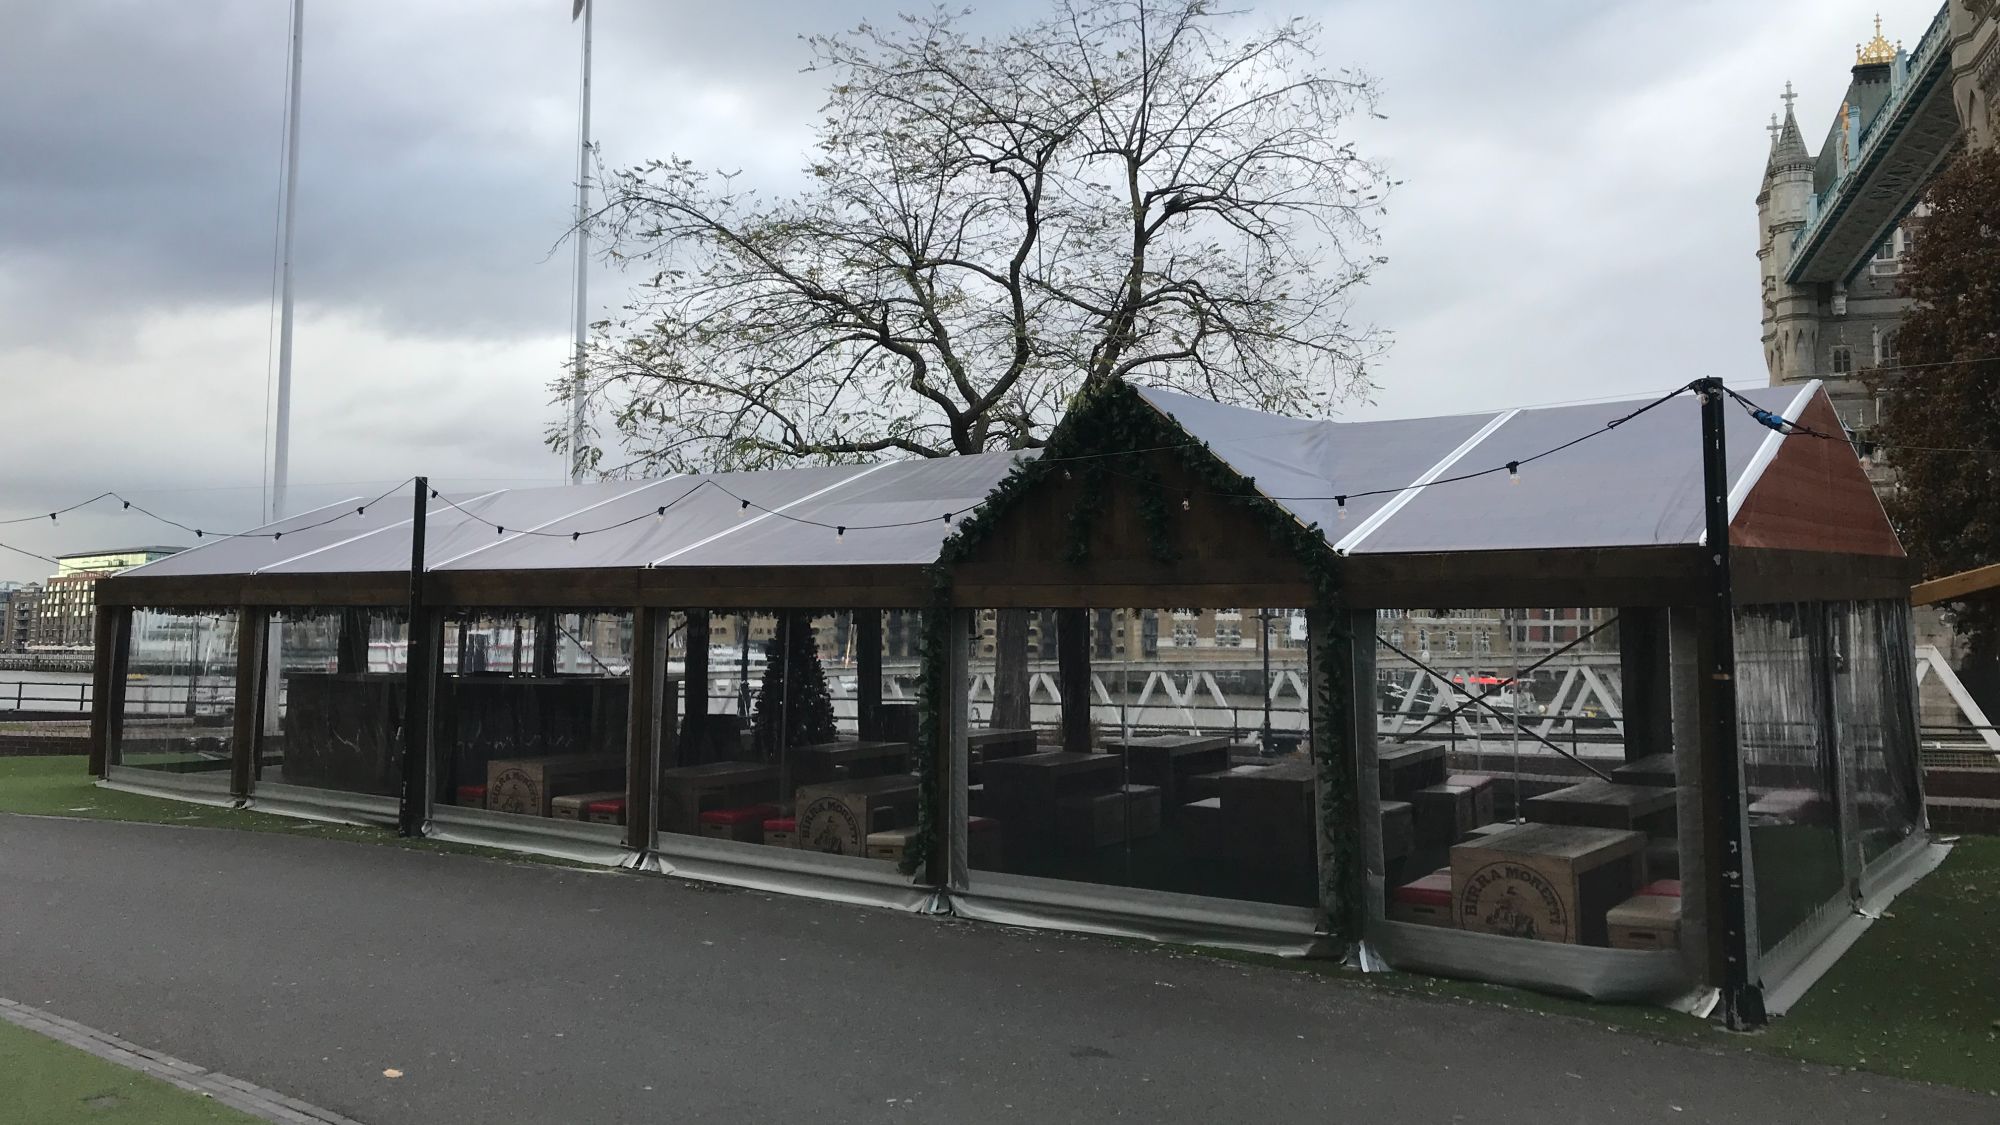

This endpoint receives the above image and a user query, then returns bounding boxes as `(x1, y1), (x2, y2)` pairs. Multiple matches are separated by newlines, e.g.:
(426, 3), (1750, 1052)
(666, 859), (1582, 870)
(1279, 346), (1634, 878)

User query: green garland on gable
(901, 381), (1362, 945)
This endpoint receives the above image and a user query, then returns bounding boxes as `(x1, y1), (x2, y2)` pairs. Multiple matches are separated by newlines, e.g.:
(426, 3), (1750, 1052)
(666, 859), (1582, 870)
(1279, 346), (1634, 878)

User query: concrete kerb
(0, 995), (367, 1125)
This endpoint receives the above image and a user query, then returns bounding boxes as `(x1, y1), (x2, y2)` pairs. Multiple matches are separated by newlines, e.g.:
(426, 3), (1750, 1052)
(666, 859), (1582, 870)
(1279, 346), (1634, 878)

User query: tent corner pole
(398, 477), (432, 838)
(1694, 377), (1766, 1030)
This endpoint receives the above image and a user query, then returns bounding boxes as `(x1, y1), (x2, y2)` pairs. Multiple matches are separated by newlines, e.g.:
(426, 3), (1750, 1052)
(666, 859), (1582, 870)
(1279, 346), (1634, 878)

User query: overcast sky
(0, 0), (1934, 582)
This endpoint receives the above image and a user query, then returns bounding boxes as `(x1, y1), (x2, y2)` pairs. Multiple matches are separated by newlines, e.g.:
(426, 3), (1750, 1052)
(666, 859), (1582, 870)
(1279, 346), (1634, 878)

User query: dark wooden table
(968, 728), (1039, 763)
(1523, 779), (1676, 835)
(789, 740), (910, 785)
(1216, 757), (1315, 868)
(657, 761), (780, 834)
(1101, 735), (1229, 813)
(980, 751), (1124, 839)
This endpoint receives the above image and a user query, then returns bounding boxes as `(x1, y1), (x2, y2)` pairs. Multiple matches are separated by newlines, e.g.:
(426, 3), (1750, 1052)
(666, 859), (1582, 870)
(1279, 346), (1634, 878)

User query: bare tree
(559, 0), (1389, 474)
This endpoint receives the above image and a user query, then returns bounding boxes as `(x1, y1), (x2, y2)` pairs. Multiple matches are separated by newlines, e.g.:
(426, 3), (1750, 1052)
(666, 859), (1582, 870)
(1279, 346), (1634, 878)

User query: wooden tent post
(683, 609), (710, 755)
(626, 605), (659, 852)
(87, 606), (133, 777)
(1058, 608), (1092, 752)
(398, 477), (433, 838)
(230, 607), (270, 801)
(926, 609), (972, 890)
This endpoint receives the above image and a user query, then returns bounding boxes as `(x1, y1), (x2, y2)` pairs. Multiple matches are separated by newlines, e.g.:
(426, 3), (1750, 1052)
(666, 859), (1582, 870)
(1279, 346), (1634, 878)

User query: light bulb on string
(836, 525), (845, 543)
(571, 531), (581, 544)
(496, 525), (505, 536)
(1506, 461), (1520, 485)
(942, 512), (953, 525)
(48, 512), (56, 526)
(1336, 495), (1348, 521)
(356, 505), (367, 520)
(1181, 494), (1191, 512)
(739, 499), (750, 518)
(655, 506), (666, 524)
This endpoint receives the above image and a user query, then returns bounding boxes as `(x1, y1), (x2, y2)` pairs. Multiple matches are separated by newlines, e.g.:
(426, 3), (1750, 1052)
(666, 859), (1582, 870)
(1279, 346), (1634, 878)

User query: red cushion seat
(1639, 878), (1681, 898)
(1390, 869), (1453, 907)
(699, 803), (780, 828)
(585, 797), (627, 817)
(763, 816), (797, 832)
(456, 784), (486, 804)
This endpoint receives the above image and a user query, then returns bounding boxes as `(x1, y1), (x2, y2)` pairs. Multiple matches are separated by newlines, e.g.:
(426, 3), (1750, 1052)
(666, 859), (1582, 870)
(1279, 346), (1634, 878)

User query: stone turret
(1758, 85), (1817, 381)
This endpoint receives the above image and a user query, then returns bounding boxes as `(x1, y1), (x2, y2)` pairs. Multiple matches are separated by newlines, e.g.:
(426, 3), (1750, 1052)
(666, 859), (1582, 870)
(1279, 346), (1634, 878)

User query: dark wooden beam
(230, 608), (270, 800)
(87, 607), (115, 776)
(1731, 547), (1915, 605)
(626, 605), (660, 852)
(100, 610), (133, 774)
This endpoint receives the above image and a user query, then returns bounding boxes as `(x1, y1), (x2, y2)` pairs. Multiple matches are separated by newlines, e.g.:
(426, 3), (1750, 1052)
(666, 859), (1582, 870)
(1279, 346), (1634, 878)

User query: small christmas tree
(752, 615), (838, 755)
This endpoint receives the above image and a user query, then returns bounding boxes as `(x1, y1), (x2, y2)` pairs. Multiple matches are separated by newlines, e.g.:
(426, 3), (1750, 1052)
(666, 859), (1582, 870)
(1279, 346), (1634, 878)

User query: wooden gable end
(1730, 389), (1903, 558)
(950, 451), (1318, 608)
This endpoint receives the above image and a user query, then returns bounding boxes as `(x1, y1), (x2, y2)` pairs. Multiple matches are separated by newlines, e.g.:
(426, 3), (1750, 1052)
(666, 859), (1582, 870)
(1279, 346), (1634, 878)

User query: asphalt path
(0, 814), (1990, 1124)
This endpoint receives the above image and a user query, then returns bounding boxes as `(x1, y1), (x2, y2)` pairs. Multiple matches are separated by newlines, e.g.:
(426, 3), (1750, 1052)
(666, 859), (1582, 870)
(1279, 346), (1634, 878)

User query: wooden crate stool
(699, 803), (781, 844)
(1450, 822), (1646, 946)
(763, 816), (798, 848)
(1387, 868), (1455, 928)
(552, 789), (625, 822)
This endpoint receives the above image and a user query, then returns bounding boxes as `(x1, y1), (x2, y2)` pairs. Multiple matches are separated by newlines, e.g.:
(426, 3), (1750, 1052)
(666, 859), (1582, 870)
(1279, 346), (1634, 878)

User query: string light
(571, 531), (581, 543)
(356, 505), (367, 520)
(836, 525), (845, 542)
(1336, 495), (1348, 520)
(655, 506), (666, 523)
(496, 525), (505, 535)
(1180, 494), (1191, 512)
(1506, 461), (1520, 485)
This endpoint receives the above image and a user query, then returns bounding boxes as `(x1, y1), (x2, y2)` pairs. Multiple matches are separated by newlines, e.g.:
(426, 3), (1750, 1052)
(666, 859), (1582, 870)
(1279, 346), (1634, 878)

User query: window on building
(1880, 330), (1899, 367)
(1446, 631), (1459, 653)
(1830, 345), (1853, 374)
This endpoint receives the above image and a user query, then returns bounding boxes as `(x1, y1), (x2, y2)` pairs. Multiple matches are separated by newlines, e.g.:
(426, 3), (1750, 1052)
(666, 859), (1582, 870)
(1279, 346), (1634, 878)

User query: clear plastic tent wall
(1734, 598), (1926, 964)
(1834, 600), (1924, 866)
(1734, 603), (1846, 958)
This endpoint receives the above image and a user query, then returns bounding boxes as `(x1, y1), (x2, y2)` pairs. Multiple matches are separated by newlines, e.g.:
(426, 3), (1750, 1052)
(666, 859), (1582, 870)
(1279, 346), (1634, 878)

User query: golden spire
(1857, 14), (1897, 65)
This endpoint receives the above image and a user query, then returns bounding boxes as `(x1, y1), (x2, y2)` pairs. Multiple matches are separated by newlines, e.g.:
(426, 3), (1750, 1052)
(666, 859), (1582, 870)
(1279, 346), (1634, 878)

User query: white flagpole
(567, 0), (593, 484)
(271, 0), (304, 522)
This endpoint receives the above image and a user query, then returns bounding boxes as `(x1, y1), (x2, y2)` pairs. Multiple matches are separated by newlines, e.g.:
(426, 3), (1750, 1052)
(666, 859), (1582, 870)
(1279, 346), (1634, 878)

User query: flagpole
(271, 0), (304, 520)
(567, 0), (593, 484)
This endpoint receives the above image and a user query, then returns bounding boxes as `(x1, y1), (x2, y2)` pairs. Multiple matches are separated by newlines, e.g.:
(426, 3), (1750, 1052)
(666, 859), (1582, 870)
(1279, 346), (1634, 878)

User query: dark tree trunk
(991, 608), (1033, 730)
(336, 609), (370, 674)
(1057, 608), (1091, 751)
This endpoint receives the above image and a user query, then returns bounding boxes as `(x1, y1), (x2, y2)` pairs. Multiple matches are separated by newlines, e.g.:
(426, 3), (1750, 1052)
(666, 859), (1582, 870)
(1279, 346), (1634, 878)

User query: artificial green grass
(0, 1019), (257, 1124)
(1761, 834), (2000, 1094)
(0, 756), (583, 866)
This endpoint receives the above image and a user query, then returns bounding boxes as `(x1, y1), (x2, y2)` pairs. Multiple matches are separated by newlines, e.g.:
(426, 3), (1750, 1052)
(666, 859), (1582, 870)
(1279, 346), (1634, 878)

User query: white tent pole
(567, 0), (594, 484)
(271, 0), (303, 523)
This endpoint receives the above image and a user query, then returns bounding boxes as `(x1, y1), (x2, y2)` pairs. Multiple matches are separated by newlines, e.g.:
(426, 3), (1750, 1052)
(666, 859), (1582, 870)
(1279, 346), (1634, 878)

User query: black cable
(110, 478), (417, 543)
(0, 492), (116, 526)
(1720, 386), (2000, 457)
